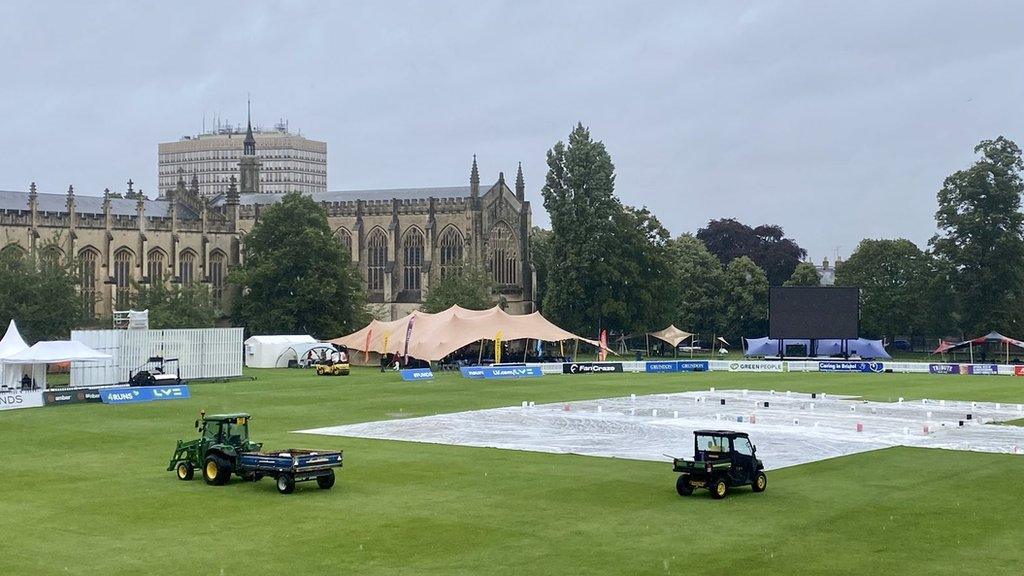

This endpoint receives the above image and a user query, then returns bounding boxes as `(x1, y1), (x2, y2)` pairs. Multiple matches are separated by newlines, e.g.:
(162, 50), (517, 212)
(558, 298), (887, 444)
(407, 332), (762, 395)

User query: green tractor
(167, 412), (263, 485)
(168, 411), (344, 493)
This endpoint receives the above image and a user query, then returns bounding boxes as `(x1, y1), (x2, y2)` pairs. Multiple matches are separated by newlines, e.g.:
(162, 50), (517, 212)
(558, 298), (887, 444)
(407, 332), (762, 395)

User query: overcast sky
(2, 1), (1023, 261)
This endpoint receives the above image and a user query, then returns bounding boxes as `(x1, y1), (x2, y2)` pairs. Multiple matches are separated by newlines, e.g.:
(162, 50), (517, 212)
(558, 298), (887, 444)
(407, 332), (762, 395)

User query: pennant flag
(495, 331), (503, 365)
(383, 334), (390, 357)
(404, 316), (416, 364)
(364, 329), (373, 363)
(599, 329), (608, 361)
(560, 340), (564, 358)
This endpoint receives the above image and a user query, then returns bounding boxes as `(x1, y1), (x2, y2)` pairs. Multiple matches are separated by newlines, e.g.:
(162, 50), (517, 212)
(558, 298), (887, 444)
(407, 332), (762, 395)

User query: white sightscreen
(70, 328), (243, 387)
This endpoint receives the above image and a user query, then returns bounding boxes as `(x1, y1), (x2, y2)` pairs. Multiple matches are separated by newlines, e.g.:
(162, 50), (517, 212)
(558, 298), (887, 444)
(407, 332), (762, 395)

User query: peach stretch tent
(648, 325), (694, 348)
(329, 305), (600, 362)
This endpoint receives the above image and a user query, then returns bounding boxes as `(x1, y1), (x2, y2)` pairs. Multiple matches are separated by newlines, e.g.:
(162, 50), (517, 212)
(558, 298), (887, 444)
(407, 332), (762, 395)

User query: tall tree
(696, 219), (806, 285)
(132, 282), (217, 329)
(0, 246), (81, 342)
(542, 123), (639, 334)
(722, 256), (769, 339)
(834, 239), (932, 339)
(783, 262), (822, 286)
(530, 227), (553, 312)
(421, 266), (494, 313)
(665, 234), (725, 334)
(930, 137), (1024, 334)
(230, 192), (368, 338)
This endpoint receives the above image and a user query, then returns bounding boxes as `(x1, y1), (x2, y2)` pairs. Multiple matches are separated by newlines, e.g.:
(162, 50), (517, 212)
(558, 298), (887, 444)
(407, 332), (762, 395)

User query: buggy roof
(693, 430), (748, 437)
(205, 413), (251, 421)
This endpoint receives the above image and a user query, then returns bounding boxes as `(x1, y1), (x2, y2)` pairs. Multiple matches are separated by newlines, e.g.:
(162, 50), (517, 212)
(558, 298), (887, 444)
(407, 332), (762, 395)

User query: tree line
(3, 128), (1022, 346)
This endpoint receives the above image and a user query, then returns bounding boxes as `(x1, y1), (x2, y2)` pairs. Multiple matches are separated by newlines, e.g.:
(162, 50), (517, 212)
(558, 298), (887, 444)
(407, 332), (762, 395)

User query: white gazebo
(2, 340), (112, 391)
(0, 320), (30, 390)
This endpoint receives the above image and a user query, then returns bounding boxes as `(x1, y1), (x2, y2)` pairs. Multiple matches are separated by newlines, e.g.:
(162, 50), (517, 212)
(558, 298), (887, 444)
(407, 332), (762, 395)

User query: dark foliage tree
(930, 137), (1024, 335)
(132, 281), (217, 329)
(722, 256), (769, 339)
(421, 266), (494, 313)
(230, 192), (368, 338)
(696, 219), (806, 286)
(665, 234), (724, 334)
(530, 227), (552, 312)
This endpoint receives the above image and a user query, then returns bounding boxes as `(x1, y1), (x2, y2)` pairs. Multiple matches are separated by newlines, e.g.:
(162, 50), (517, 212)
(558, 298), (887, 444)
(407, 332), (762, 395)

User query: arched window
(336, 227), (353, 260)
(179, 250), (196, 285)
(39, 245), (63, 271)
(402, 228), (424, 291)
(0, 243), (26, 262)
(487, 223), (519, 285)
(147, 249), (166, 285)
(209, 250), (226, 307)
(438, 226), (464, 280)
(113, 248), (134, 310)
(366, 228), (388, 291)
(79, 248), (98, 319)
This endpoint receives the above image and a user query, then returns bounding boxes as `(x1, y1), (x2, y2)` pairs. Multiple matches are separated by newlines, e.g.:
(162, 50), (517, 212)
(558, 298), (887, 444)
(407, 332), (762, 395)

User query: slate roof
(0, 190), (174, 218)
(237, 185), (476, 206)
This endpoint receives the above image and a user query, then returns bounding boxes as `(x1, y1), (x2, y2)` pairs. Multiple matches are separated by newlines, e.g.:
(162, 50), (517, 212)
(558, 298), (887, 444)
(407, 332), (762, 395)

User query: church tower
(238, 100), (261, 194)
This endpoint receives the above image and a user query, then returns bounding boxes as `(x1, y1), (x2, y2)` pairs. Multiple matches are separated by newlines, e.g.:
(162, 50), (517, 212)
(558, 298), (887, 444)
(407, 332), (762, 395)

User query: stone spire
(470, 155), (480, 198)
(226, 175), (239, 205)
(515, 162), (524, 202)
(126, 178), (135, 199)
(66, 184), (76, 214)
(239, 100), (261, 194)
(28, 182), (37, 208)
(243, 98), (256, 156)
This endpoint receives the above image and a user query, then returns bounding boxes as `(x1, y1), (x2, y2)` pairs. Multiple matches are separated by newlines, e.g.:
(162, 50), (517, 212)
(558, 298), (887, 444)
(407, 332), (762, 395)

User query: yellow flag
(383, 334), (390, 354)
(494, 331), (503, 365)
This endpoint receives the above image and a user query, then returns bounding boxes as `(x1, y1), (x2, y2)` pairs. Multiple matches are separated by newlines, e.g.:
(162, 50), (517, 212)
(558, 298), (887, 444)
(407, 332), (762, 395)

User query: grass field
(2, 368), (1023, 575)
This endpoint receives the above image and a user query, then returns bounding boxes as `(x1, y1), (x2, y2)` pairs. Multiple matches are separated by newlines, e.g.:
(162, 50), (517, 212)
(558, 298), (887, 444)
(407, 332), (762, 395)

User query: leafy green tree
(230, 192), (367, 338)
(530, 227), (552, 311)
(696, 219), (806, 285)
(722, 256), (769, 339)
(132, 281), (217, 329)
(834, 239), (933, 339)
(421, 266), (494, 313)
(783, 262), (822, 286)
(541, 123), (634, 334)
(0, 246), (81, 342)
(930, 137), (1024, 334)
(665, 234), (724, 334)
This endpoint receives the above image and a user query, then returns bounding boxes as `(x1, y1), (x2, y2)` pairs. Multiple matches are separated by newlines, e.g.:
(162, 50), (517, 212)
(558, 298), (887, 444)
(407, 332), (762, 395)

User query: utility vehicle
(672, 430), (766, 499)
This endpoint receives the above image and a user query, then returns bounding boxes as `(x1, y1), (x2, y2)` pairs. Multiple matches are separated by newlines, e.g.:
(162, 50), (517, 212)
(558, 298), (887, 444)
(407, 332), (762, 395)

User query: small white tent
(244, 335), (317, 368)
(2, 340), (112, 390)
(0, 320), (30, 389)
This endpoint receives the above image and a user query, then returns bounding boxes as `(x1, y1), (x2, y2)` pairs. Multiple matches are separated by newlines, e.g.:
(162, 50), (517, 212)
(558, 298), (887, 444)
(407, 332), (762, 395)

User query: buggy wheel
(203, 455), (232, 486)
(317, 470), (336, 490)
(675, 475), (694, 496)
(277, 473), (295, 494)
(752, 472), (767, 493)
(176, 461), (194, 481)
(710, 478), (728, 499)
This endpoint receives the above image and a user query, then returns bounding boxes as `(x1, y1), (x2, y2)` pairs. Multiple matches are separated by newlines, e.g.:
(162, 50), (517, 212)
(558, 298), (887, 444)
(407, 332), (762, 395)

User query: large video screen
(769, 287), (859, 339)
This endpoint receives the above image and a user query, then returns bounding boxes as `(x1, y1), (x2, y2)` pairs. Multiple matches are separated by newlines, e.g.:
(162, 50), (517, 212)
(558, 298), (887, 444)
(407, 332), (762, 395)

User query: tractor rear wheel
(176, 461), (194, 481)
(317, 470), (336, 490)
(203, 455), (232, 486)
(710, 478), (728, 499)
(277, 473), (296, 494)
(675, 475), (693, 496)
(752, 472), (767, 493)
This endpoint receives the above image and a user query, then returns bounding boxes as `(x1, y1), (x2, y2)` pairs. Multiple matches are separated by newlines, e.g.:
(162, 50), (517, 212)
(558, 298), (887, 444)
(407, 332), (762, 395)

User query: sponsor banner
(44, 388), (102, 406)
(967, 364), (1000, 376)
(644, 360), (710, 373)
(728, 361), (784, 373)
(818, 361), (885, 373)
(460, 366), (543, 379)
(0, 390), (44, 411)
(400, 368), (434, 382)
(1014, 365), (1024, 376)
(562, 362), (624, 374)
(100, 385), (191, 405)
(929, 363), (960, 375)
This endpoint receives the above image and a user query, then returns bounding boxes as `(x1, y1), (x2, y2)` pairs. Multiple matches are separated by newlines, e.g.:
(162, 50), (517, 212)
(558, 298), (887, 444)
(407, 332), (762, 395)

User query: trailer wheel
(203, 455), (232, 486)
(752, 472), (767, 493)
(675, 475), (693, 496)
(710, 478), (728, 499)
(317, 470), (336, 490)
(176, 461), (194, 481)
(277, 474), (295, 494)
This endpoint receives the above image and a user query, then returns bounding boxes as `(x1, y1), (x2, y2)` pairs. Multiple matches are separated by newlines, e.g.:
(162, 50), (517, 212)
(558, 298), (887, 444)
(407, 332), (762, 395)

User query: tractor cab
(196, 412), (260, 452)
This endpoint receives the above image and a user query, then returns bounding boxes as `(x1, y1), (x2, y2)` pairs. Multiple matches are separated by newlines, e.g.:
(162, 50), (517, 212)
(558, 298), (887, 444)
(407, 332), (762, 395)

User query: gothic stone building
(0, 125), (534, 322)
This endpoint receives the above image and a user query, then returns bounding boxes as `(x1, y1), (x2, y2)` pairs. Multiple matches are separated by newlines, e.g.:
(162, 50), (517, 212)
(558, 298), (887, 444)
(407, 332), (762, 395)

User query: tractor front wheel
(710, 478), (728, 499)
(675, 475), (694, 496)
(277, 473), (296, 494)
(752, 472), (767, 493)
(203, 455), (232, 486)
(176, 461), (195, 481)
(317, 470), (336, 490)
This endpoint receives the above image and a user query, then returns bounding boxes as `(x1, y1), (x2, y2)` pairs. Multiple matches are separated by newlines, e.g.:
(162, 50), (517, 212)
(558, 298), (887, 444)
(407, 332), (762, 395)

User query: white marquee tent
(244, 335), (317, 368)
(0, 320), (30, 389)
(2, 339), (112, 390)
